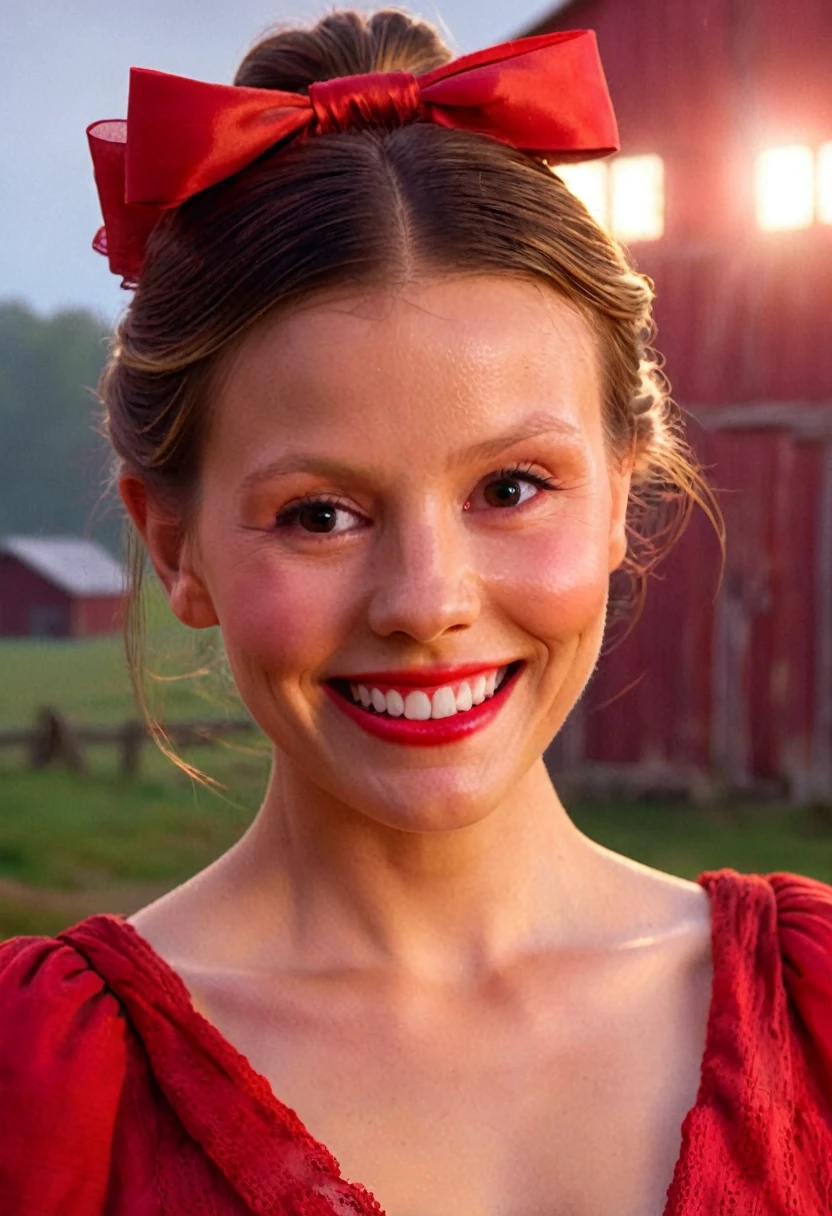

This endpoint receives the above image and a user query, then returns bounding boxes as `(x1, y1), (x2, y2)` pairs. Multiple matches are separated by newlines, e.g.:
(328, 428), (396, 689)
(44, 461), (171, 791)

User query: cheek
(490, 511), (611, 642)
(210, 555), (358, 679)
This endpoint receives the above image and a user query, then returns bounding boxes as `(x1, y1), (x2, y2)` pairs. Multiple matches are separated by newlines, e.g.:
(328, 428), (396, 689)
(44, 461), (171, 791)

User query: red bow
(87, 29), (619, 284)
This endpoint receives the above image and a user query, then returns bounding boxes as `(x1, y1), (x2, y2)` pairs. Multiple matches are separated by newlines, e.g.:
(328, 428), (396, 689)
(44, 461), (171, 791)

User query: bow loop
(309, 71), (421, 134)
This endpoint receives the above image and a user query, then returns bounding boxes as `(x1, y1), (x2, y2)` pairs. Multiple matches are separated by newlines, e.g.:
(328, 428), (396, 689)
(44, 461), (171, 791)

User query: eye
(274, 494), (361, 535)
(471, 463), (562, 511)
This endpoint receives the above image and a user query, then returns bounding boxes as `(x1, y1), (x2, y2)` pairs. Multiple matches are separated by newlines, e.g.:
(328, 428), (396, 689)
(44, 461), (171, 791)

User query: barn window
(554, 161), (610, 229)
(554, 154), (665, 242)
(610, 155), (664, 241)
(818, 142), (832, 225)
(755, 144), (815, 230)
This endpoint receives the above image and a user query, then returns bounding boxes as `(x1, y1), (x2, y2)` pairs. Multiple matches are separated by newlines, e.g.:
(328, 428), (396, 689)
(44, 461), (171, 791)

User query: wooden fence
(0, 707), (257, 779)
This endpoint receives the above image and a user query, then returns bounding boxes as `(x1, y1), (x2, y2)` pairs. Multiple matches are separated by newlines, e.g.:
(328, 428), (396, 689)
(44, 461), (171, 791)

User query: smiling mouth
(327, 660), (524, 721)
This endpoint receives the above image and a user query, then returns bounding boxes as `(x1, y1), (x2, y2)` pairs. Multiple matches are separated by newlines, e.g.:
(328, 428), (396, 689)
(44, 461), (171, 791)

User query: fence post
(28, 706), (87, 776)
(119, 719), (145, 779)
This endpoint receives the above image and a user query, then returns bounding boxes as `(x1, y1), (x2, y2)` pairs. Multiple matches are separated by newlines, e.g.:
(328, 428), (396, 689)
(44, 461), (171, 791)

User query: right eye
(274, 494), (363, 535)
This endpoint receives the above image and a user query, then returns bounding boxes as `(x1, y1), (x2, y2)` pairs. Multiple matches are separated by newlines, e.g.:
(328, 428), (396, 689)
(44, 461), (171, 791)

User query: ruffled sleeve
(769, 871), (832, 1109)
(0, 933), (129, 1216)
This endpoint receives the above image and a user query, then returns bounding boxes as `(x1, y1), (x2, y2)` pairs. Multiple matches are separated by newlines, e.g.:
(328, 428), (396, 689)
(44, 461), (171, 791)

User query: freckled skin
(162, 276), (630, 832)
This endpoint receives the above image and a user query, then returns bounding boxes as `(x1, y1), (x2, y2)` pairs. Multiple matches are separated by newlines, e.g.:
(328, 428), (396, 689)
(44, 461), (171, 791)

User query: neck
(218, 753), (624, 982)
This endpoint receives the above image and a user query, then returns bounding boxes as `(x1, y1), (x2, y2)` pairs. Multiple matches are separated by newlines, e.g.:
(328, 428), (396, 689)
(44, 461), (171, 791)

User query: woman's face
(164, 276), (632, 830)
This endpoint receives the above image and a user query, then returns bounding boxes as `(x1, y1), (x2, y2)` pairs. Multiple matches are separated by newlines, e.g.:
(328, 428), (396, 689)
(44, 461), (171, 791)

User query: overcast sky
(1, 0), (558, 322)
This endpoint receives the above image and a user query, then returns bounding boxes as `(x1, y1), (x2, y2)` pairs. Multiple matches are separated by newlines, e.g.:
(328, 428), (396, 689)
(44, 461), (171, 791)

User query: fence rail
(0, 707), (257, 778)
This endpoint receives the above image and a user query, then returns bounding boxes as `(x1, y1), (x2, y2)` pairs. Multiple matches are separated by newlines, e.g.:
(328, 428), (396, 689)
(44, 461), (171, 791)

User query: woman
(1, 9), (830, 1215)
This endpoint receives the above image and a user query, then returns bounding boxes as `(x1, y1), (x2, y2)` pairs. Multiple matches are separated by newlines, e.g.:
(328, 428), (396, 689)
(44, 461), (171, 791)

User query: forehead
(209, 276), (602, 467)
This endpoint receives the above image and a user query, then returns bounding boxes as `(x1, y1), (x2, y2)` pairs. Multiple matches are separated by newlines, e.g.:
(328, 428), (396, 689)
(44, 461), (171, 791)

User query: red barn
(0, 536), (128, 638)
(519, 0), (832, 802)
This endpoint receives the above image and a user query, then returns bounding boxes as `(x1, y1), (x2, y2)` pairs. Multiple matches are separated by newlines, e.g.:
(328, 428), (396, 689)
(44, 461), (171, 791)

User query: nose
(366, 502), (481, 644)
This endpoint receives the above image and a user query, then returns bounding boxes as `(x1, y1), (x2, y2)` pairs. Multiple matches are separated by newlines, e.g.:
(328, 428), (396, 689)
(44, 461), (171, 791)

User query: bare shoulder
(583, 837), (713, 934)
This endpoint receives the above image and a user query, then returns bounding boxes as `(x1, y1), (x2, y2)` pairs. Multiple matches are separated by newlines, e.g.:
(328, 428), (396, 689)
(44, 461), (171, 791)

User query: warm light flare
(610, 155), (664, 241)
(755, 145), (814, 231)
(554, 161), (610, 229)
(818, 142), (832, 225)
(555, 155), (665, 242)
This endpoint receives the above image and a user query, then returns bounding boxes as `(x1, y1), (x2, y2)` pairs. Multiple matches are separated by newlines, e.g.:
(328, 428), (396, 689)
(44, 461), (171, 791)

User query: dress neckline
(59, 868), (771, 1216)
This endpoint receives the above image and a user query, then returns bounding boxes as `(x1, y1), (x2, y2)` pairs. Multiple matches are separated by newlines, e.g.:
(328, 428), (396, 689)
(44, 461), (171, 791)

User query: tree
(0, 300), (122, 553)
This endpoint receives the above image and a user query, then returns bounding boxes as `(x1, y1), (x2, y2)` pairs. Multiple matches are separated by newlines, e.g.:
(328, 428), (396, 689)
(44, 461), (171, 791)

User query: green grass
(0, 763), (264, 890)
(2, 761), (831, 941)
(1, 577), (831, 942)
(570, 799), (832, 884)
(1, 577), (241, 729)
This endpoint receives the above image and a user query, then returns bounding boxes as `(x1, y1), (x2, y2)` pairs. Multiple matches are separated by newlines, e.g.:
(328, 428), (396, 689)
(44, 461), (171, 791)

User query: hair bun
(234, 8), (452, 93)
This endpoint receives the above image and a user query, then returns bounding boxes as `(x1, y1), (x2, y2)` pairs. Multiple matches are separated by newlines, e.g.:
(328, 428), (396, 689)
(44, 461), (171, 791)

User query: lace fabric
(0, 868), (830, 1215)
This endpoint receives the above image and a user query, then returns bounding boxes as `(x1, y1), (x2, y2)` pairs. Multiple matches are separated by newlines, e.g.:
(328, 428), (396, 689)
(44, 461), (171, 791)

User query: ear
(607, 452), (634, 574)
(119, 473), (219, 629)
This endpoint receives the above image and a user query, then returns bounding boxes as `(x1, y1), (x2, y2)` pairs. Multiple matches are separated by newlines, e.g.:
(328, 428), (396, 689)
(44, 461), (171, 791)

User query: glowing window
(610, 155), (665, 241)
(554, 161), (610, 229)
(818, 142), (832, 225)
(755, 145), (814, 230)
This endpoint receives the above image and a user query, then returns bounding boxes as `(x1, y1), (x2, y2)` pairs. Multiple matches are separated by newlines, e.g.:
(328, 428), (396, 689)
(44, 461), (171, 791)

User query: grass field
(2, 578), (831, 941)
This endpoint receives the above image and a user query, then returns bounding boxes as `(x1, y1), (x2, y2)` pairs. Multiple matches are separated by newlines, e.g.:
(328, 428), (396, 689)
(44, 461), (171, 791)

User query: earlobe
(608, 519), (629, 573)
(118, 473), (219, 629)
(607, 459), (633, 574)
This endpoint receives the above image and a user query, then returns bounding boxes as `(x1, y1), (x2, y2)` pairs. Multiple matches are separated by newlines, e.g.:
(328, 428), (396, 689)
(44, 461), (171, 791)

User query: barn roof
(0, 536), (128, 597)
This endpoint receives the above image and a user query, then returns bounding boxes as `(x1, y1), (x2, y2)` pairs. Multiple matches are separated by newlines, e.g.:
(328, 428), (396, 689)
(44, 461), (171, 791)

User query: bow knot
(309, 71), (421, 134)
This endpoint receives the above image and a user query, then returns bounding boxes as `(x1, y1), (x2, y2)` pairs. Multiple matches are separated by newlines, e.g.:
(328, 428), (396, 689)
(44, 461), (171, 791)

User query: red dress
(0, 868), (831, 1215)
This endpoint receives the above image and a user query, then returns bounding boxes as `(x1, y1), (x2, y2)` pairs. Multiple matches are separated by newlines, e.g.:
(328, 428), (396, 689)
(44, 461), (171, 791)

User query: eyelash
(273, 462), (562, 532)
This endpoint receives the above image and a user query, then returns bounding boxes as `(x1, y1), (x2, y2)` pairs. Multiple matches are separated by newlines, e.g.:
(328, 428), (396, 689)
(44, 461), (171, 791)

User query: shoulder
(764, 871), (832, 1083)
(0, 929), (129, 1214)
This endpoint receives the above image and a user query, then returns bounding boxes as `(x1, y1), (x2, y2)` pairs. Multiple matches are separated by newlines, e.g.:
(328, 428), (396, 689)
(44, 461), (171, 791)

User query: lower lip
(321, 664), (524, 747)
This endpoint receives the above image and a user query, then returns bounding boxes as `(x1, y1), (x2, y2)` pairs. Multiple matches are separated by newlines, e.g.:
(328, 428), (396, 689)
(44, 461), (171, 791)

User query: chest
(181, 941), (713, 1216)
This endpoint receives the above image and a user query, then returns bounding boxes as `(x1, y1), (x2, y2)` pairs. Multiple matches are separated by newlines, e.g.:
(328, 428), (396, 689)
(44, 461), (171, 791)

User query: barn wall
(520, 0), (832, 406)
(545, 426), (832, 801)
(71, 595), (127, 637)
(525, 0), (832, 800)
(0, 556), (71, 637)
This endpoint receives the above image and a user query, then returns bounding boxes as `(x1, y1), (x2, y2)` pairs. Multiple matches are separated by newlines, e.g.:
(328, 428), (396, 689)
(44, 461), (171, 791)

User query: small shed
(0, 536), (129, 638)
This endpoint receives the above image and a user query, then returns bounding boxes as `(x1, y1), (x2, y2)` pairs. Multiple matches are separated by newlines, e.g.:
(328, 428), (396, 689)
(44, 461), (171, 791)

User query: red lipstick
(328, 661), (513, 689)
(322, 661), (524, 747)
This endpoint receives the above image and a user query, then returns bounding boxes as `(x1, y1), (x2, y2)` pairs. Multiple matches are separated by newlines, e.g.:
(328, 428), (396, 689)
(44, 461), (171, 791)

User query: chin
(346, 774), (507, 835)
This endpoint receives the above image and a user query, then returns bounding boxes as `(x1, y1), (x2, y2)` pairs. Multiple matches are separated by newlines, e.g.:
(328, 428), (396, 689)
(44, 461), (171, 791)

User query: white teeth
(345, 665), (516, 719)
(470, 674), (487, 705)
(403, 690), (432, 720)
(431, 687), (457, 719)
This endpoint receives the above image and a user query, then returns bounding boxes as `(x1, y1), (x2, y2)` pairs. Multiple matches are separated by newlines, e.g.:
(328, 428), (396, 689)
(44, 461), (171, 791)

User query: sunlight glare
(610, 155), (664, 241)
(818, 142), (832, 225)
(554, 161), (610, 229)
(755, 145), (814, 230)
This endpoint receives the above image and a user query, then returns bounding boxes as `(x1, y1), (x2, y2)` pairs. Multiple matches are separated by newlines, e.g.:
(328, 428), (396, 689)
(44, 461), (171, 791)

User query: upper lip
(327, 661), (519, 688)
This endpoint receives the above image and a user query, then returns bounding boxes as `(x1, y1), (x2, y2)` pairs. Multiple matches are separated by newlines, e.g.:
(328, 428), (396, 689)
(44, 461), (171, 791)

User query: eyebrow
(239, 413), (583, 492)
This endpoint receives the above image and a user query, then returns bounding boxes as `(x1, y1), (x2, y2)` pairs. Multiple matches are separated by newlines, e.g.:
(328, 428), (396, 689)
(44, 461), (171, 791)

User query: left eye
(476, 471), (542, 505)
(476, 468), (557, 510)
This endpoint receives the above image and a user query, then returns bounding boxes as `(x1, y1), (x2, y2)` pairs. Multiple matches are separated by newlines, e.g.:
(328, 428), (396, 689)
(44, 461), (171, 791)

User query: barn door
(707, 427), (827, 798)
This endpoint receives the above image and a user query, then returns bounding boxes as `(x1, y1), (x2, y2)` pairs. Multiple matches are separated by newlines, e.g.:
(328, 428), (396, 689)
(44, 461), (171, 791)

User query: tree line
(0, 299), (122, 553)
